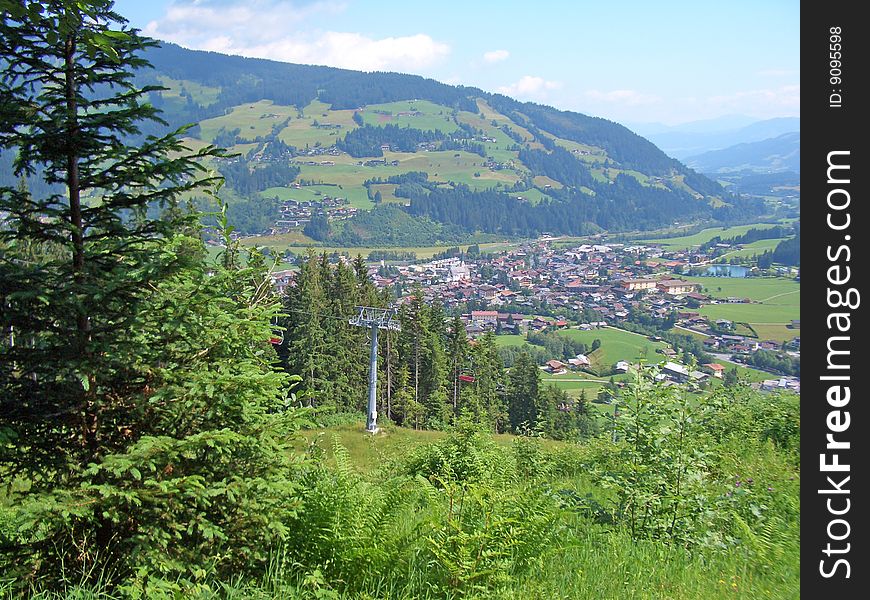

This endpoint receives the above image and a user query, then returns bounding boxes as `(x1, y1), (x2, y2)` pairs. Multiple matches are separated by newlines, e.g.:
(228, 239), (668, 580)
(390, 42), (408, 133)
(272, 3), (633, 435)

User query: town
(270, 235), (800, 395)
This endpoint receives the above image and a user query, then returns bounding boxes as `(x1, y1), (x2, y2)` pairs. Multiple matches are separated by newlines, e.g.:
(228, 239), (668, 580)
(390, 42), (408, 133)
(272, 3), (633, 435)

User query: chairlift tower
(349, 306), (400, 433)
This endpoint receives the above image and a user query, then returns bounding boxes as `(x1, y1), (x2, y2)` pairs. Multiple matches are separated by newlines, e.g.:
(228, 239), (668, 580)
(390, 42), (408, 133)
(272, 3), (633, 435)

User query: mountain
(628, 114), (760, 137)
(685, 132), (800, 174)
(119, 44), (767, 242)
(642, 117), (800, 159)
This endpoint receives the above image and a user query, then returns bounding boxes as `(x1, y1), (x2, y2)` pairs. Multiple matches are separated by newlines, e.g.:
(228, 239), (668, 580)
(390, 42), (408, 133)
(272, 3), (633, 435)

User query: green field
(686, 276), (800, 330)
(697, 302), (800, 327)
(688, 276), (799, 302)
(156, 75), (221, 107)
(750, 323), (800, 343)
(262, 182), (374, 210)
(638, 223), (782, 250)
(514, 187), (557, 205)
(494, 334), (528, 347)
(198, 99), (298, 143)
(711, 237), (791, 261)
(557, 327), (670, 368)
(495, 328), (670, 374)
(360, 100), (459, 133)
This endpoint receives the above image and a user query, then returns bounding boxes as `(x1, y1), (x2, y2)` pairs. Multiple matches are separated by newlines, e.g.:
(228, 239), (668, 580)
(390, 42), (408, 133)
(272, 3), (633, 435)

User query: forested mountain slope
(12, 41), (767, 243)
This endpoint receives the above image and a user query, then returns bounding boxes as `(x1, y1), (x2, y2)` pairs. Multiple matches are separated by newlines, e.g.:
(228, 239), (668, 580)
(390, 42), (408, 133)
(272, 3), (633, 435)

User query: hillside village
(270, 236), (800, 394)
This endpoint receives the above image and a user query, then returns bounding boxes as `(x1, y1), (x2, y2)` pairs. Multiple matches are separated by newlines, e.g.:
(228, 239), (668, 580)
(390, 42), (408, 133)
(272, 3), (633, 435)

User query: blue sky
(113, 0), (799, 126)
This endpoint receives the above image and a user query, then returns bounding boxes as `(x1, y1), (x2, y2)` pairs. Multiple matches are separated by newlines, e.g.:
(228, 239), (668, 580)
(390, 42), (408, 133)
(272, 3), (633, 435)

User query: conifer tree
(471, 331), (507, 432)
(447, 315), (469, 413)
(1, 2), (305, 589)
(506, 351), (542, 432)
(281, 251), (329, 407)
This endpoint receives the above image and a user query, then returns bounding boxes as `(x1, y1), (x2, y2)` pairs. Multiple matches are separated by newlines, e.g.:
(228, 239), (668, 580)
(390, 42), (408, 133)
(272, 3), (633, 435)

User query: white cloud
(143, 0), (450, 72)
(482, 49), (509, 63)
(583, 89), (660, 106)
(707, 84), (800, 113)
(497, 75), (562, 99)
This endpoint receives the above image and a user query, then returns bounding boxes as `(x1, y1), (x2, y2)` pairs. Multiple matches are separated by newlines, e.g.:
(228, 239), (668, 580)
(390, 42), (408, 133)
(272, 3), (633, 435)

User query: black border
(801, 3), (866, 596)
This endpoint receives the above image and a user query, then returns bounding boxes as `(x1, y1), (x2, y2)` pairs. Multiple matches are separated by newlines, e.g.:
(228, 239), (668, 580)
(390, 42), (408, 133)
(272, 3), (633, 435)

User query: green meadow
(687, 276), (800, 331)
(638, 223), (782, 250)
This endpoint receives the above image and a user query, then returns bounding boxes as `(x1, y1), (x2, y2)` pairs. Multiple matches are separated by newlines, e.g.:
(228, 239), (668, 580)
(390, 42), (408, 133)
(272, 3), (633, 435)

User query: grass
(6, 413), (799, 599)
(686, 276), (800, 327)
(494, 334), (528, 347)
(750, 323), (800, 343)
(688, 277), (800, 333)
(298, 421), (569, 473)
(557, 327), (670, 368)
(638, 223), (782, 250)
(369, 183), (404, 204)
(238, 231), (318, 248)
(714, 237), (790, 260)
(688, 276), (799, 303)
(291, 419), (799, 599)
(513, 188), (556, 205)
(198, 100), (297, 143)
(156, 75), (221, 107)
(532, 175), (563, 189)
(359, 100), (459, 133)
(697, 303), (800, 327)
(495, 328), (669, 368)
(261, 183), (374, 210)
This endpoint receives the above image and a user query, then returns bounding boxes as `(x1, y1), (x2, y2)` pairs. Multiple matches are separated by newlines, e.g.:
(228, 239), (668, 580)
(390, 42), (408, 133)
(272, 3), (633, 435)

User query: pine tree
(0, 2), (305, 589)
(447, 315), (469, 414)
(471, 331), (507, 432)
(506, 351), (541, 432)
(325, 258), (366, 411)
(282, 251), (330, 408)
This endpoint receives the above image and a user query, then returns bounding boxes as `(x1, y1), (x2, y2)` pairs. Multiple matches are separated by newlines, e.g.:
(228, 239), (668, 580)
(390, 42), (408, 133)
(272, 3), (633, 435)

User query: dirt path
(757, 290), (800, 303)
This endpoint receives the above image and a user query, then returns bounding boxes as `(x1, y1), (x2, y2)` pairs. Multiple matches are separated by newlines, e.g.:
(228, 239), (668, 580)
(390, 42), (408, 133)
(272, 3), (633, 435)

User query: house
(656, 279), (701, 295)
(570, 354), (591, 368)
(661, 361), (689, 383)
(545, 359), (567, 374)
(270, 269), (295, 295)
(702, 363), (726, 378)
(690, 370), (709, 382)
(614, 360), (630, 373)
(470, 310), (498, 325)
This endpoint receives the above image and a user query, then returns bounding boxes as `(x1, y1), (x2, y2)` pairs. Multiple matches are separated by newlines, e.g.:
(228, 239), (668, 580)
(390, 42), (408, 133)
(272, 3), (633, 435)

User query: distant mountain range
(685, 132), (800, 174)
(634, 117), (800, 160)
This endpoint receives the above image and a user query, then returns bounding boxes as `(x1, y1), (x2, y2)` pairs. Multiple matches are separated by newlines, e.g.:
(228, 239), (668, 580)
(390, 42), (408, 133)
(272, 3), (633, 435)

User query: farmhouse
(545, 359), (568, 374)
(569, 354), (591, 368)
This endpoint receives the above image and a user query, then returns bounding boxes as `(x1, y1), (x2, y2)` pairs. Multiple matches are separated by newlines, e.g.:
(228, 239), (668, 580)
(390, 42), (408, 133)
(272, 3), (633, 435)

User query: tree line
(278, 255), (595, 437)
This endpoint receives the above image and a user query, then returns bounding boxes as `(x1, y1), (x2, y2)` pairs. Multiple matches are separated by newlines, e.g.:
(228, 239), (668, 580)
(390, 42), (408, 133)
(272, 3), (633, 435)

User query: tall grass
(4, 393), (799, 599)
